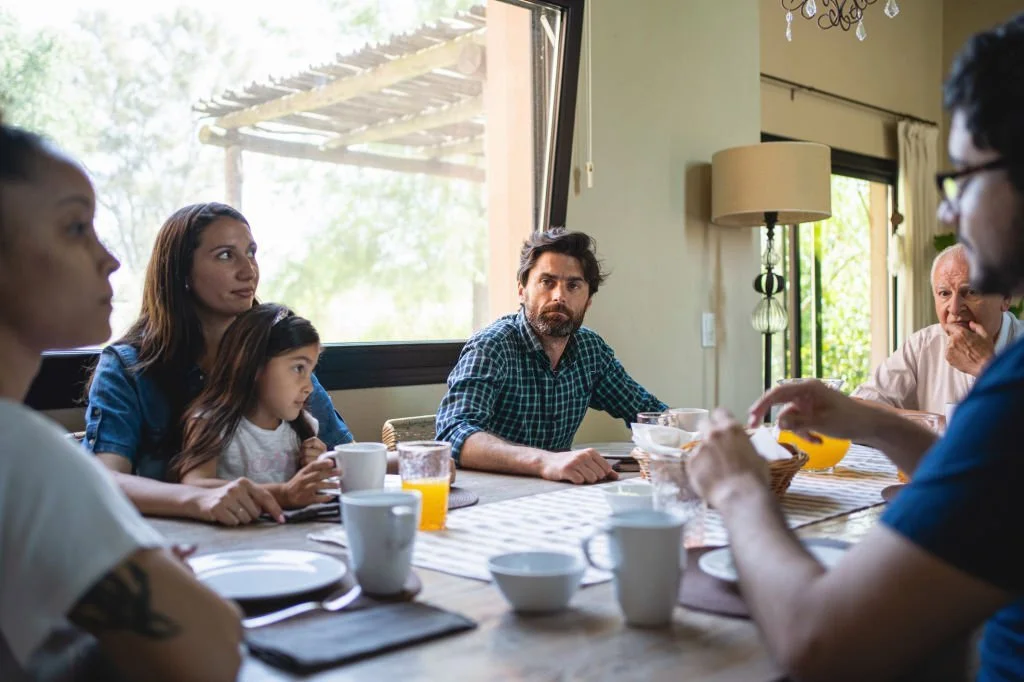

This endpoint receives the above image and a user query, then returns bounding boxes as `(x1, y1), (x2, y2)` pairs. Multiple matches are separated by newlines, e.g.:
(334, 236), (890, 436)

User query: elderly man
(688, 13), (1024, 682)
(436, 229), (667, 485)
(852, 243), (1024, 414)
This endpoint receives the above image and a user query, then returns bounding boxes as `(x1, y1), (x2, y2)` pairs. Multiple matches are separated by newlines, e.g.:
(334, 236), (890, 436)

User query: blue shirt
(84, 344), (353, 481)
(436, 310), (667, 462)
(883, 336), (1024, 682)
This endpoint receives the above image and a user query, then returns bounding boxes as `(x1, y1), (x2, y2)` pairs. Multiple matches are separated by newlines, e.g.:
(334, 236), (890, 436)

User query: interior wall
(760, 0), (944, 159)
(941, 0), (1024, 164)
(569, 0), (763, 443)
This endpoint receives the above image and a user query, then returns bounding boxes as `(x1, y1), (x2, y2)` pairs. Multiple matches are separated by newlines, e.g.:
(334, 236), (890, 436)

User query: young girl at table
(171, 303), (339, 513)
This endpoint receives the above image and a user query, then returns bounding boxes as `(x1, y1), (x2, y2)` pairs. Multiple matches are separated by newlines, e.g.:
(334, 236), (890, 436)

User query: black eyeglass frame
(935, 158), (1010, 201)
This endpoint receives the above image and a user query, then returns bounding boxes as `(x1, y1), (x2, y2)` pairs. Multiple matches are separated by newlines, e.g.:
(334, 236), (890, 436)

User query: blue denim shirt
(84, 344), (353, 481)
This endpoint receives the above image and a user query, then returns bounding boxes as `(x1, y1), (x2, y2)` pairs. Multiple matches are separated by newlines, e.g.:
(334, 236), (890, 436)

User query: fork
(242, 584), (363, 628)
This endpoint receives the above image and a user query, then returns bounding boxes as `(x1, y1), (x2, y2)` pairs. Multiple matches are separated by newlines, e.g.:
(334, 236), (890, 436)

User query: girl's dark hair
(517, 228), (608, 295)
(944, 12), (1024, 193)
(84, 202), (250, 441)
(0, 121), (52, 242)
(170, 303), (320, 480)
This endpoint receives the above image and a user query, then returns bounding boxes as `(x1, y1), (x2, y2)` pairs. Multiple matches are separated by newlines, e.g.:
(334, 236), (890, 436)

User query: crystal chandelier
(783, 0), (900, 42)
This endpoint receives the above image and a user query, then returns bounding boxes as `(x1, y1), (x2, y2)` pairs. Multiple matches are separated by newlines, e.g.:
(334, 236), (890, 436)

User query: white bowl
(487, 551), (585, 613)
(603, 481), (655, 513)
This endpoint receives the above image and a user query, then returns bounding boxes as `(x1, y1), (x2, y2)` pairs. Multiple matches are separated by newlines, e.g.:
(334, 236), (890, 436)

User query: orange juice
(897, 470), (909, 483)
(777, 430), (851, 470)
(402, 477), (450, 530)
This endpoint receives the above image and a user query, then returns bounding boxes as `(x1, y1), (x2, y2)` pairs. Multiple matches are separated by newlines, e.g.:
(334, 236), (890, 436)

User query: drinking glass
(397, 441), (452, 531)
(774, 378), (851, 472)
(898, 413), (943, 482)
(647, 452), (704, 547)
(636, 411), (671, 425)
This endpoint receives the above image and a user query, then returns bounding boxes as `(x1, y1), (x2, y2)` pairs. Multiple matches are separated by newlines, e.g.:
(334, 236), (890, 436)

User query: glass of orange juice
(398, 440), (452, 531)
(774, 378), (851, 472)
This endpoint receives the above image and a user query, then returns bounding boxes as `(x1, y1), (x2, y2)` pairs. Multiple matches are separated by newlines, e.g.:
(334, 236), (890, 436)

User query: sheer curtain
(895, 120), (942, 343)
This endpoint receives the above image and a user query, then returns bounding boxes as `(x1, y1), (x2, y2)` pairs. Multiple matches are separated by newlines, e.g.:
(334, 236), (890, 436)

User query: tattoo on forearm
(70, 561), (181, 639)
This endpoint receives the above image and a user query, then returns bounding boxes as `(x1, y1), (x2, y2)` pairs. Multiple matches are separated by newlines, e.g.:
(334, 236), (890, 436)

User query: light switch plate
(701, 312), (716, 348)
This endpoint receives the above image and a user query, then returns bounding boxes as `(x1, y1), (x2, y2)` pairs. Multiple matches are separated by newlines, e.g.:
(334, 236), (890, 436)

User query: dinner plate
(698, 541), (849, 583)
(189, 549), (347, 601)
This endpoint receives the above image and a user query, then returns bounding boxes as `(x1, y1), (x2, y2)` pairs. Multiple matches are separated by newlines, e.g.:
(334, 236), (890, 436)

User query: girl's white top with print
(217, 412), (318, 483)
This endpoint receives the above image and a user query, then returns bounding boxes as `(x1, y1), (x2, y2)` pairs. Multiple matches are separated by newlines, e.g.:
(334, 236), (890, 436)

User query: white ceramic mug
(322, 442), (388, 492)
(945, 401), (957, 429)
(668, 408), (709, 433)
(581, 510), (685, 627)
(340, 490), (421, 595)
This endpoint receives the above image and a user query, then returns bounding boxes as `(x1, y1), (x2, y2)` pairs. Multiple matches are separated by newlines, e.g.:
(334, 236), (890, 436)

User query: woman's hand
(300, 437), (328, 467)
(281, 459), (338, 508)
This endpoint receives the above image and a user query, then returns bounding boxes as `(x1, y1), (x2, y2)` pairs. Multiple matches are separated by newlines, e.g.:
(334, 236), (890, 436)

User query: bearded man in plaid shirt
(436, 229), (667, 485)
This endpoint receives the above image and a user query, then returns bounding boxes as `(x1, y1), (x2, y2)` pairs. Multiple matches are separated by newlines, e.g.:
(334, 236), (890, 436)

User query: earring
(185, 282), (191, 291)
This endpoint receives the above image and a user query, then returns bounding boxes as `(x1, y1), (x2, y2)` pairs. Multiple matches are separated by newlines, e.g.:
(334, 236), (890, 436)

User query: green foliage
(933, 231), (956, 252)
(0, 11), (62, 131)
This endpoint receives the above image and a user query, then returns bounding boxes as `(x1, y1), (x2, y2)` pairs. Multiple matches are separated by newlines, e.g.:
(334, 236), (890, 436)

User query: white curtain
(894, 120), (942, 343)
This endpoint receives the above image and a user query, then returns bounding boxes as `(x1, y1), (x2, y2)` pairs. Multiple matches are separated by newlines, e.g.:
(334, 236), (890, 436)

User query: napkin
(630, 423), (698, 456)
(245, 602), (476, 674)
(748, 426), (794, 461)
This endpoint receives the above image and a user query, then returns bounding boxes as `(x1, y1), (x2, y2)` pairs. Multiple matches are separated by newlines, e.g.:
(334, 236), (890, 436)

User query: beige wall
(569, 0), (763, 443)
(941, 0), (1024, 164)
(761, 0), (944, 159)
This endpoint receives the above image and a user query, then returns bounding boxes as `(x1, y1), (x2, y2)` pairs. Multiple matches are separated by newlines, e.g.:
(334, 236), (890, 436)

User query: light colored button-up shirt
(852, 311), (1024, 414)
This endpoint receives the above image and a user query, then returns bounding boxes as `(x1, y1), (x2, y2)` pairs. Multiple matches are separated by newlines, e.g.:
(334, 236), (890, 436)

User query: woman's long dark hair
(170, 303), (319, 480)
(85, 202), (250, 446)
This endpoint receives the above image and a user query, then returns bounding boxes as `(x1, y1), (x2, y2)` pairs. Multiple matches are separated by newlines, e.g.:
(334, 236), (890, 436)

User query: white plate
(189, 549), (346, 601)
(698, 542), (848, 583)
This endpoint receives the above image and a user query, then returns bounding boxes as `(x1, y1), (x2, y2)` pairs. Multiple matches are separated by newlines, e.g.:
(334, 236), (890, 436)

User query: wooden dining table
(150, 464), (886, 682)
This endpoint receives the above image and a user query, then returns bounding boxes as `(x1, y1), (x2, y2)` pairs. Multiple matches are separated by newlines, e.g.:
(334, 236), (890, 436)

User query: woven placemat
(679, 538), (852, 619)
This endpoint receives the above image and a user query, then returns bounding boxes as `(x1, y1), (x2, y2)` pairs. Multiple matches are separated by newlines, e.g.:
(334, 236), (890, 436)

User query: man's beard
(972, 206), (1024, 297)
(525, 302), (585, 338)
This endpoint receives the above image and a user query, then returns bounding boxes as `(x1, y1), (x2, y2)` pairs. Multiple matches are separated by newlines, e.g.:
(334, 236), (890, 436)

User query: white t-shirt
(216, 413), (318, 484)
(0, 399), (163, 677)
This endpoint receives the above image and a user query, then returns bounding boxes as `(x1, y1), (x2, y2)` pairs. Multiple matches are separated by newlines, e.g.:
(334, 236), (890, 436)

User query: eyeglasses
(935, 158), (1009, 205)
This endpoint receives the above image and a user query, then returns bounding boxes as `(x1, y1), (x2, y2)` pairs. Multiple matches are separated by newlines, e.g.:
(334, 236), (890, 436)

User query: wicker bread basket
(632, 440), (808, 499)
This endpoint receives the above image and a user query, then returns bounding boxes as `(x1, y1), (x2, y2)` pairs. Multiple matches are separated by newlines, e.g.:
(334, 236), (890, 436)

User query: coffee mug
(340, 490), (421, 595)
(322, 442), (388, 492)
(582, 510), (685, 627)
(945, 401), (957, 428)
(668, 408), (709, 433)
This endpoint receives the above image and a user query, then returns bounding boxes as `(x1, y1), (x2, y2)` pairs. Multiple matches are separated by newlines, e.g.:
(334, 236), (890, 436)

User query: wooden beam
(422, 136), (484, 159)
(213, 29), (486, 130)
(199, 126), (484, 183)
(322, 96), (483, 150)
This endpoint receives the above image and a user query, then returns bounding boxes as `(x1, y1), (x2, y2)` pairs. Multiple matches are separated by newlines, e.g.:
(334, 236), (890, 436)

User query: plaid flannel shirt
(436, 310), (667, 462)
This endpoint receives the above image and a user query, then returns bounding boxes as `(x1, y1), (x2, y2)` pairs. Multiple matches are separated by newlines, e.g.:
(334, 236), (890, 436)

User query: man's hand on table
(689, 409), (769, 509)
(944, 321), (994, 376)
(540, 448), (618, 484)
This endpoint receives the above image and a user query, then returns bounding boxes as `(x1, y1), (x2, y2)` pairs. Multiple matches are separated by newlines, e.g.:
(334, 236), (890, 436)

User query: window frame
(27, 0), (586, 410)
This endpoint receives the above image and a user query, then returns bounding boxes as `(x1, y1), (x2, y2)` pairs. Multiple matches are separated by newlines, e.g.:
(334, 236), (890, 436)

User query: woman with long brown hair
(85, 202), (351, 524)
(174, 304), (340, 512)
(0, 120), (242, 680)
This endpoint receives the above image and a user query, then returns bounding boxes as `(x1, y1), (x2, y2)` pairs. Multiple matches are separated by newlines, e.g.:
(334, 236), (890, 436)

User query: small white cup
(322, 442), (388, 493)
(667, 408), (709, 433)
(341, 490), (421, 595)
(582, 509), (685, 627)
(944, 402), (957, 429)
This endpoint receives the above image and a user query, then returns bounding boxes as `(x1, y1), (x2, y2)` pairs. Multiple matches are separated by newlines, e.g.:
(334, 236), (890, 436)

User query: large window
(6, 0), (585, 406)
(763, 136), (898, 392)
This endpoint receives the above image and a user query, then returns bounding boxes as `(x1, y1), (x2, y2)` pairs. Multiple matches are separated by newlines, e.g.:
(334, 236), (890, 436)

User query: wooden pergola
(194, 5), (489, 206)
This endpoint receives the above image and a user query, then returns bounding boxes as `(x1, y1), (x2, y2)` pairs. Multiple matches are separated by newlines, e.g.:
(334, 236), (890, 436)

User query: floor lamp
(711, 141), (832, 393)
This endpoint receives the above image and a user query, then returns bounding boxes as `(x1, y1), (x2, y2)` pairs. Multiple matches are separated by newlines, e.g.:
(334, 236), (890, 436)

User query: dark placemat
(245, 602), (476, 674)
(679, 538), (852, 619)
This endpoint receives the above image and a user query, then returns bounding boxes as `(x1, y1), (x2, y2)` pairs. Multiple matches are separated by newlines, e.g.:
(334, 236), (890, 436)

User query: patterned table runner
(310, 444), (897, 586)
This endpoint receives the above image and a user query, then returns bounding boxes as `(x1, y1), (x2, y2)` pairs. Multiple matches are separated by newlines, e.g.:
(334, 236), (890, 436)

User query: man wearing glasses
(687, 13), (1024, 682)
(851, 243), (1024, 416)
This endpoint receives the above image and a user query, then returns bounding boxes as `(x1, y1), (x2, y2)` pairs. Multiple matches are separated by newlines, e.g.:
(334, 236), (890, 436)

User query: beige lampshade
(711, 142), (832, 227)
